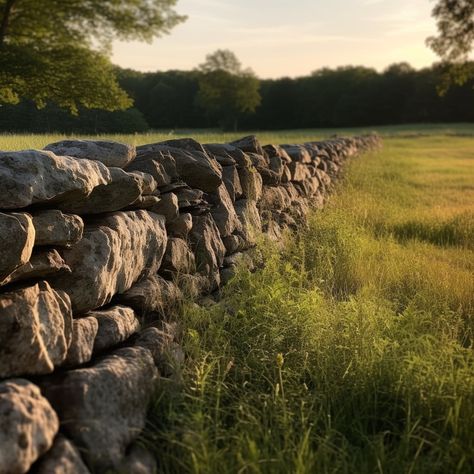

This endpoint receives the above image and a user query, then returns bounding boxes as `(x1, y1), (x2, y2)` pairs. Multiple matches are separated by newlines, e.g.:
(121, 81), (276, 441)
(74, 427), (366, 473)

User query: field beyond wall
(3, 126), (473, 472)
(147, 129), (473, 473)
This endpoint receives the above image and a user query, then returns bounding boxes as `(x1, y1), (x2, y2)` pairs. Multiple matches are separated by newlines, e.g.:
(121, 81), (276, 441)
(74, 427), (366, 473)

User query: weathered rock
(222, 165), (243, 202)
(229, 135), (266, 158)
(150, 192), (179, 222)
(116, 275), (181, 318)
(52, 211), (167, 313)
(158, 138), (207, 155)
(91, 305), (140, 353)
(126, 149), (175, 187)
(127, 170), (157, 195)
(116, 444), (157, 474)
(35, 435), (91, 474)
(0, 379), (59, 474)
(167, 212), (192, 239)
(281, 165), (292, 183)
(281, 144), (312, 164)
(0, 212), (35, 284)
(0, 150), (110, 209)
(57, 167), (141, 215)
(44, 139), (136, 168)
(238, 166), (263, 202)
(234, 199), (262, 244)
(134, 325), (176, 368)
(208, 184), (241, 237)
(42, 347), (158, 471)
(136, 144), (222, 192)
(288, 162), (311, 182)
(175, 187), (205, 208)
(31, 210), (83, 248)
(64, 317), (99, 367)
(2, 249), (71, 286)
(0, 282), (72, 377)
(263, 144), (292, 163)
(222, 233), (246, 254)
(259, 186), (291, 211)
(190, 214), (226, 288)
(246, 152), (280, 185)
(160, 238), (196, 276)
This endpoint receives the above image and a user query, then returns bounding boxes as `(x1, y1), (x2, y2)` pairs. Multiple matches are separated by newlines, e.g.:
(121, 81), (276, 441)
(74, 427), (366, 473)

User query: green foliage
(427, 0), (474, 93)
(143, 134), (474, 473)
(196, 50), (261, 130)
(0, 0), (186, 112)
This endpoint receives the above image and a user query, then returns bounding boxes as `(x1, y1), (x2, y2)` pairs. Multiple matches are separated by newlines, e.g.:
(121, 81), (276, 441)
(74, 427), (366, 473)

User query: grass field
(139, 131), (473, 473)
(3, 126), (472, 472)
(1, 122), (474, 151)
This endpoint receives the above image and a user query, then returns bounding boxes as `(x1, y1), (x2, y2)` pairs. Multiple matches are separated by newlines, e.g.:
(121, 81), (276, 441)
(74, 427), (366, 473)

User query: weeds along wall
(0, 133), (381, 473)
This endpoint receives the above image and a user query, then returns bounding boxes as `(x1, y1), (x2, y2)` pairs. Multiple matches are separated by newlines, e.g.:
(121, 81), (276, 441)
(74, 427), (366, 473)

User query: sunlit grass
(143, 133), (474, 473)
(1, 122), (474, 151)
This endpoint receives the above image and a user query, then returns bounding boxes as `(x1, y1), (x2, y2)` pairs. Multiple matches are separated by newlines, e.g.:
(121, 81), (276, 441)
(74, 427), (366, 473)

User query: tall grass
(143, 135), (474, 473)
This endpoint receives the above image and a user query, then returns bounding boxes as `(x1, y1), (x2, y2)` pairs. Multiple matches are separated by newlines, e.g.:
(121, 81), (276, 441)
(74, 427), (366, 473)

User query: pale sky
(112, 0), (440, 78)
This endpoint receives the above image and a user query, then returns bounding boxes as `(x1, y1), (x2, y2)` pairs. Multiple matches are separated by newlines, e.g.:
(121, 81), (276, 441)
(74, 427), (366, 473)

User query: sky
(112, 0), (440, 78)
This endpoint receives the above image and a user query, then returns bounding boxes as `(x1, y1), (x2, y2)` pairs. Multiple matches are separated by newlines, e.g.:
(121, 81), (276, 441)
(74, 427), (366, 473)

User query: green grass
(142, 133), (474, 473)
(1, 122), (474, 151)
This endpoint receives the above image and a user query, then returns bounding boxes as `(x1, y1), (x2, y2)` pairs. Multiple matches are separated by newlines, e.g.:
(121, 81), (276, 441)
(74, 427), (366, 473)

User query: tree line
(1, 61), (473, 133)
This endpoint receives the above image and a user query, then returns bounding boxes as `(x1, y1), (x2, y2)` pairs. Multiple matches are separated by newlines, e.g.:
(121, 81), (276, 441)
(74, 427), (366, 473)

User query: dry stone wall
(0, 133), (381, 473)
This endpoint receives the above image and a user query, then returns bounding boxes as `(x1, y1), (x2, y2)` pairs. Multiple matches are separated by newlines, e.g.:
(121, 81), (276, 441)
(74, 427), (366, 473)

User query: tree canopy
(428, 0), (474, 92)
(196, 50), (261, 130)
(0, 0), (186, 112)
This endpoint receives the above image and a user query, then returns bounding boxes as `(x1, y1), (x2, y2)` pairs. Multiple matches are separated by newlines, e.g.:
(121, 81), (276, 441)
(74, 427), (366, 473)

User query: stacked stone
(0, 134), (380, 473)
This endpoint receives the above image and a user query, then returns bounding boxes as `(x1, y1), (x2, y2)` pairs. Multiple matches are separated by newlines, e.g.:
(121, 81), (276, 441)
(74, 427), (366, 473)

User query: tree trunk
(0, 0), (17, 46)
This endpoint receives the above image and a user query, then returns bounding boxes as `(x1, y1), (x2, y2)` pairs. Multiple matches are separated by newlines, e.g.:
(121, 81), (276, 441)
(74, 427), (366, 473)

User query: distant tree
(0, 0), (186, 112)
(427, 0), (474, 93)
(196, 49), (261, 130)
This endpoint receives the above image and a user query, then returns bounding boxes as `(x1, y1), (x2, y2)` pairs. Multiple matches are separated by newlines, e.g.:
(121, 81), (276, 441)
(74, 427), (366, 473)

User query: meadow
(3, 126), (472, 472)
(139, 130), (472, 473)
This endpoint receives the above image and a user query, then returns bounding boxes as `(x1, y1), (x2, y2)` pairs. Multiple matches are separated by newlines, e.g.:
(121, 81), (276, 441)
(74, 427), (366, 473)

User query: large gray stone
(1, 249), (70, 286)
(0, 150), (110, 209)
(64, 317), (99, 367)
(0, 282), (73, 378)
(229, 135), (266, 157)
(126, 148), (175, 187)
(116, 275), (181, 318)
(52, 211), (167, 313)
(238, 166), (263, 202)
(91, 305), (140, 353)
(235, 199), (262, 245)
(137, 144), (222, 192)
(208, 184), (241, 237)
(31, 210), (83, 248)
(190, 214), (226, 289)
(259, 186), (291, 211)
(35, 435), (90, 474)
(150, 192), (179, 222)
(44, 139), (136, 168)
(0, 212), (35, 284)
(42, 347), (158, 471)
(160, 237), (196, 277)
(222, 165), (243, 202)
(167, 212), (192, 239)
(0, 379), (59, 474)
(57, 167), (141, 214)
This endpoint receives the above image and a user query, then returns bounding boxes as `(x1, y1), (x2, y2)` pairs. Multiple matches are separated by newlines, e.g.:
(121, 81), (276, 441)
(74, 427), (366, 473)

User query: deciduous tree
(196, 50), (261, 131)
(0, 0), (186, 112)
(427, 0), (474, 92)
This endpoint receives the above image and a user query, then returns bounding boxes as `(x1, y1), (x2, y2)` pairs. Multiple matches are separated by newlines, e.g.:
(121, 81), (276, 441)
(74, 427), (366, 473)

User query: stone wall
(0, 134), (381, 473)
